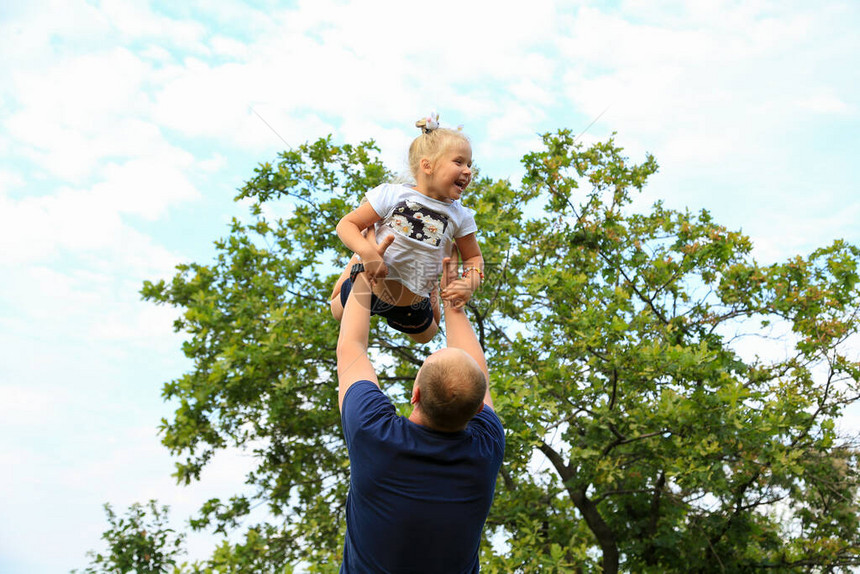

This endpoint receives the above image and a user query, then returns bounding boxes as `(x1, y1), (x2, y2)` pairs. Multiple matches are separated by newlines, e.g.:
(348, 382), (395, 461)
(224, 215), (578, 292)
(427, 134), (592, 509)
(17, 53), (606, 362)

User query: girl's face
(425, 141), (472, 202)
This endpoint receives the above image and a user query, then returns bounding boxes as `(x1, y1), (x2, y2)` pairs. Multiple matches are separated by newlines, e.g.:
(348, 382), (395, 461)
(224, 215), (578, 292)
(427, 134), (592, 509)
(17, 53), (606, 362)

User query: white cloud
(0, 385), (69, 427)
(98, 156), (200, 219)
(211, 35), (251, 59)
(557, 3), (857, 151)
(795, 91), (853, 115)
(0, 171), (194, 266)
(98, 0), (207, 49)
(507, 76), (557, 110)
(0, 170), (25, 191)
(0, 1), (111, 66)
(747, 193), (860, 263)
(6, 48), (152, 181)
(92, 298), (187, 344)
(244, 105), (339, 151)
(198, 152), (229, 173)
(132, 0), (570, 157)
(152, 58), (254, 139)
(0, 262), (184, 349)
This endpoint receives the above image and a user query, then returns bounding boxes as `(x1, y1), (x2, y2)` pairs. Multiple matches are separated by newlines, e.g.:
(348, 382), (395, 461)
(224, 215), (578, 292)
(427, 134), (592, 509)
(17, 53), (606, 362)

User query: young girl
(330, 114), (484, 344)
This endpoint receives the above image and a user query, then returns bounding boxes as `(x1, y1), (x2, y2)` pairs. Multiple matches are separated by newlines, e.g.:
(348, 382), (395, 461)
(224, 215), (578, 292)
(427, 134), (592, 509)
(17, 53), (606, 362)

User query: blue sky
(2, 1), (859, 572)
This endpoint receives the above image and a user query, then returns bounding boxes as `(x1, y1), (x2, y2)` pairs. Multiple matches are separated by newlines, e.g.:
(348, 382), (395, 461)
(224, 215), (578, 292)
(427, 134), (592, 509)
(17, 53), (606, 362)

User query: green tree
(141, 132), (860, 572)
(75, 501), (185, 574)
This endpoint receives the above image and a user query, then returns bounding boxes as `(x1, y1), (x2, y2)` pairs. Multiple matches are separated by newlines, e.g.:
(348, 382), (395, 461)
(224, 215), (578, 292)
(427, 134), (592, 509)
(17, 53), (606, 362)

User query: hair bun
(415, 112), (440, 134)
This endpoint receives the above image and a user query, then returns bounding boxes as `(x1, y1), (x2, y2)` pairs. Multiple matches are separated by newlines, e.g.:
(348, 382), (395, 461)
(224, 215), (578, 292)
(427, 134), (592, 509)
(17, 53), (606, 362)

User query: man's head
(411, 347), (487, 432)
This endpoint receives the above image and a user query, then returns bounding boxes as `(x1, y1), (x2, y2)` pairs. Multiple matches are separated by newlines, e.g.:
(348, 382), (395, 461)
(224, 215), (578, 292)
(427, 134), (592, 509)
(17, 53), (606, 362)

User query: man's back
(341, 381), (505, 573)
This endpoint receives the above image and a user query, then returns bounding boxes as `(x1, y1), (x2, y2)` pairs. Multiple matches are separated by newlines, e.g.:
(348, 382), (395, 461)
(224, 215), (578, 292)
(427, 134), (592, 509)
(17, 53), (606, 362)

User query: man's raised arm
(440, 246), (493, 409)
(336, 235), (393, 411)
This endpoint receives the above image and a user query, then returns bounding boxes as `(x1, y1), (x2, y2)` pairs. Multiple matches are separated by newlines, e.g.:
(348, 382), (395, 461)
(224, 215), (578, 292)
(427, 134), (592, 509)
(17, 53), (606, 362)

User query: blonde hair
(408, 117), (471, 180)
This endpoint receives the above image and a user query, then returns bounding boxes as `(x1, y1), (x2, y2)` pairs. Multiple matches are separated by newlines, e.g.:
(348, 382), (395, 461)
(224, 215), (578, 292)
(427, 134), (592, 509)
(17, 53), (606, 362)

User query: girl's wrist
(462, 267), (483, 291)
(357, 245), (379, 262)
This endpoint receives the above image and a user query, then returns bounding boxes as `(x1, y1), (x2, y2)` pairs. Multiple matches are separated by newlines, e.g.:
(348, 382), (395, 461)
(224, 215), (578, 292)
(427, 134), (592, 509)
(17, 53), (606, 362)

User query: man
(336, 243), (505, 573)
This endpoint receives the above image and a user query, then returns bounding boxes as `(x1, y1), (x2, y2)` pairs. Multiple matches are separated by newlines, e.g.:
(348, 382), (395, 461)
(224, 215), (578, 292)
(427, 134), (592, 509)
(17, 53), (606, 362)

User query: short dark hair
(415, 353), (486, 431)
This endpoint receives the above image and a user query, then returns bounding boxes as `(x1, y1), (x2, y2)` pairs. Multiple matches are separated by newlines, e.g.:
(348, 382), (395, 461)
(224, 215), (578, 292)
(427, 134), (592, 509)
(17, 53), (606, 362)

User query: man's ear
(476, 403), (484, 414)
(410, 385), (420, 405)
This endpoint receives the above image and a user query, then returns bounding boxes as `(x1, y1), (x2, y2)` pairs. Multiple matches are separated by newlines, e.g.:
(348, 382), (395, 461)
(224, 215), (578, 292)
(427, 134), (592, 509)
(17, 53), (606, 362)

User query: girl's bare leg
(408, 319), (438, 345)
(331, 223), (379, 320)
(330, 253), (361, 321)
(430, 285), (441, 326)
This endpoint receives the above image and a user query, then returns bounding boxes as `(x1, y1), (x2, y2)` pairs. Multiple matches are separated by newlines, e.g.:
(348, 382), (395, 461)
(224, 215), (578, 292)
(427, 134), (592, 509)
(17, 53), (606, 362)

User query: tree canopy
(74, 501), (186, 574)
(136, 131), (860, 573)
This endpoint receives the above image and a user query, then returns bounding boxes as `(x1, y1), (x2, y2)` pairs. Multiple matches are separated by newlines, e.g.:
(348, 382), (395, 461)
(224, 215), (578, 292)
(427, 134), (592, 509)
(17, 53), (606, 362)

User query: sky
(1, 0), (859, 572)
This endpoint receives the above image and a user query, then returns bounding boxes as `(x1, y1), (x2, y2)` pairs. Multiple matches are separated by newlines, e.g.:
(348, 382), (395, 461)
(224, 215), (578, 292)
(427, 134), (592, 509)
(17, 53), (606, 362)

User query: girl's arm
(455, 233), (484, 292)
(336, 202), (386, 281)
(441, 233), (483, 307)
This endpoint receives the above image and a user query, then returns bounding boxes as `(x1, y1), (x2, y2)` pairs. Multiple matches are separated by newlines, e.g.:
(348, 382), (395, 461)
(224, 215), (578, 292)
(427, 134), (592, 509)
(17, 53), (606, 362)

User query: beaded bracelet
(462, 267), (484, 281)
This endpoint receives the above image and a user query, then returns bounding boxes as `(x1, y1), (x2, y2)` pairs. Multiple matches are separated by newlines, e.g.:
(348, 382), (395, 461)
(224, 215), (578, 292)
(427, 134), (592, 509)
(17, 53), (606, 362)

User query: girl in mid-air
(330, 113), (484, 344)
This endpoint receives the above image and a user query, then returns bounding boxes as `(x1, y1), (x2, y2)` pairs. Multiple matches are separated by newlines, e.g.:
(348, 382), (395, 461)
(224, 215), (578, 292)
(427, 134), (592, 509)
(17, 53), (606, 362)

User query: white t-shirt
(365, 183), (478, 296)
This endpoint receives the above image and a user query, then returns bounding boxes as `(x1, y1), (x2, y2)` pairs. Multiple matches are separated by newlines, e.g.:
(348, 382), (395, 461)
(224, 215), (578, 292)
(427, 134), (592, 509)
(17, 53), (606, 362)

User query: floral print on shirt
(385, 200), (450, 247)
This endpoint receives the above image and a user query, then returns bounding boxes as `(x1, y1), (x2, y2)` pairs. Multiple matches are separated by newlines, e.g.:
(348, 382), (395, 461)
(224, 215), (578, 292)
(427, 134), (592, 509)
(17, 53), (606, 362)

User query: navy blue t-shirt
(340, 380), (505, 573)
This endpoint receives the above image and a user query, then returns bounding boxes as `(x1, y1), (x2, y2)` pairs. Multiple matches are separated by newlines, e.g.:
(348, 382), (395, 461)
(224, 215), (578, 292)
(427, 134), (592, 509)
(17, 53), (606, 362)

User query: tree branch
(539, 440), (619, 574)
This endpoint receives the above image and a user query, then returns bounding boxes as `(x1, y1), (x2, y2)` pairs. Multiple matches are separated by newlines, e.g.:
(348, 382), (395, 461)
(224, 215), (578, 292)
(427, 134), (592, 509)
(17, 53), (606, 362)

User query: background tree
(77, 501), (291, 573)
(140, 132), (860, 572)
(75, 501), (185, 574)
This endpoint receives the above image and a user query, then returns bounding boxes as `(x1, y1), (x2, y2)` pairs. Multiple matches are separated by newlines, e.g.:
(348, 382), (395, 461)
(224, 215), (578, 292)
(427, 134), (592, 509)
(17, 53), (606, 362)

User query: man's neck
(407, 409), (427, 427)
(408, 409), (464, 433)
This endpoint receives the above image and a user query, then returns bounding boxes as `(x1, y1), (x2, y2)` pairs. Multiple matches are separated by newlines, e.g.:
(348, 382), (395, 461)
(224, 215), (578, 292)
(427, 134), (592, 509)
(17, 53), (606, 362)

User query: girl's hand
(441, 244), (473, 309)
(363, 256), (388, 284)
(363, 234), (394, 286)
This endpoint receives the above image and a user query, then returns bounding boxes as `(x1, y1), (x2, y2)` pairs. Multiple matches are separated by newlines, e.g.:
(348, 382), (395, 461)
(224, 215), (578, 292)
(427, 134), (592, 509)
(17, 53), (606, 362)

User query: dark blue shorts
(339, 277), (434, 335)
